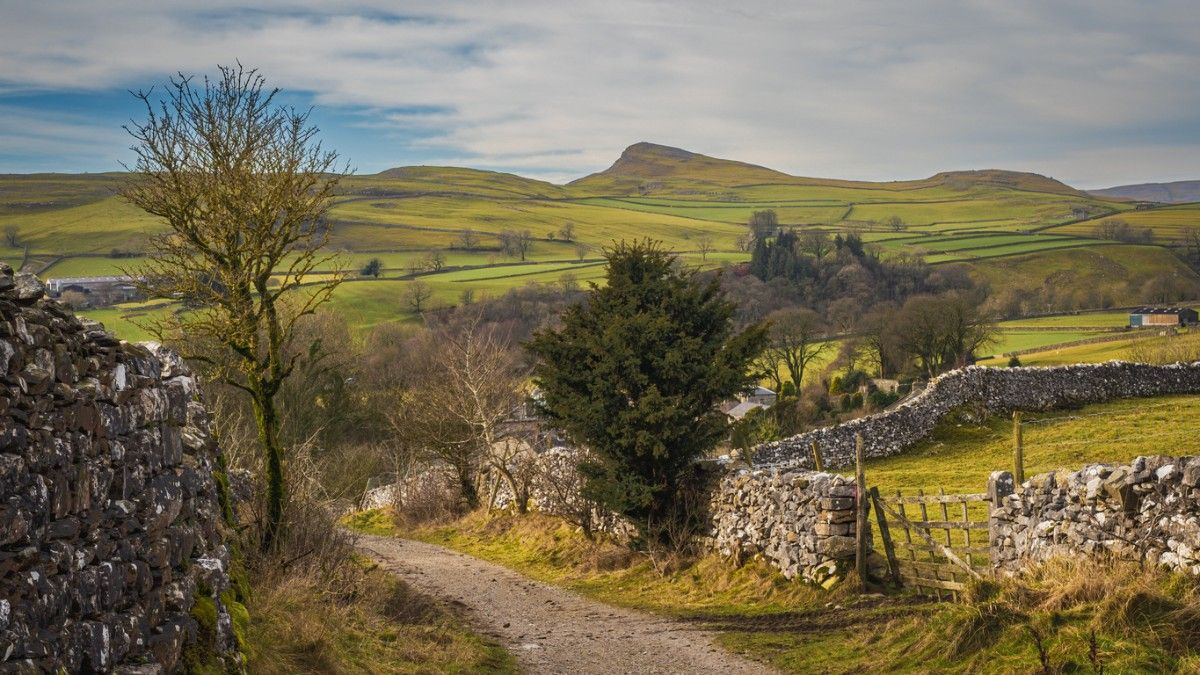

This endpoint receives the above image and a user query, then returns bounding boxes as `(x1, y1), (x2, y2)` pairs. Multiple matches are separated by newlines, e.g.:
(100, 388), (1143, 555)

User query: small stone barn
(1129, 306), (1199, 327)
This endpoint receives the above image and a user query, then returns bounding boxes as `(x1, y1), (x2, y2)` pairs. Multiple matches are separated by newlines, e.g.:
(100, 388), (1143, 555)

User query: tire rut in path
(356, 534), (776, 675)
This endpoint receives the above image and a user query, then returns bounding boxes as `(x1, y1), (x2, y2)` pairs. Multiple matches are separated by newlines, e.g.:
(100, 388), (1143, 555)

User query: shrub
(360, 257), (383, 277)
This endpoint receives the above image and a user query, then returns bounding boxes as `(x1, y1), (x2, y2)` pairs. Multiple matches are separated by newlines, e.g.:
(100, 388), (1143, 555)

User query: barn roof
(1130, 306), (1196, 315)
(726, 401), (767, 420)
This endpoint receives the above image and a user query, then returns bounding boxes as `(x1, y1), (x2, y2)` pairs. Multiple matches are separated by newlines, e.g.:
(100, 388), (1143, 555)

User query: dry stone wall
(709, 469), (860, 582)
(755, 362), (1200, 470)
(0, 266), (237, 673)
(991, 456), (1200, 575)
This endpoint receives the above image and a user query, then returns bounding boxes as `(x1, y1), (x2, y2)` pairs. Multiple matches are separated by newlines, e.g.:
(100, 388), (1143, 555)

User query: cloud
(0, 0), (1197, 185)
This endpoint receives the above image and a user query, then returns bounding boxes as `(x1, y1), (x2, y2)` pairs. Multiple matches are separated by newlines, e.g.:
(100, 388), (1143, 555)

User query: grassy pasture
(968, 244), (1200, 306)
(847, 194), (1105, 228)
(950, 238), (1114, 259)
(0, 173), (120, 215)
(976, 329), (1198, 367)
(0, 196), (164, 255)
(568, 197), (850, 225)
(855, 394), (1200, 494)
(984, 330), (1109, 356)
(1050, 203), (1200, 241)
(998, 311), (1133, 329)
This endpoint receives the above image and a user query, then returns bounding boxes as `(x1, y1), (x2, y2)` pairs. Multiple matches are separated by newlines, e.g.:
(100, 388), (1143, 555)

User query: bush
(1008, 355), (1022, 368)
(360, 257), (383, 278)
(867, 389), (900, 410)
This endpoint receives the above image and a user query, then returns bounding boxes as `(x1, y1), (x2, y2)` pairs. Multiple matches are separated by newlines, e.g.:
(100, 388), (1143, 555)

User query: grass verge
(244, 554), (517, 674)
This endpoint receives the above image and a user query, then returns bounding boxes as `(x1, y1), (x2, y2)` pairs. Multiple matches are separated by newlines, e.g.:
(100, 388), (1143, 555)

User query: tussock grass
(246, 556), (517, 674)
(716, 557), (1200, 673)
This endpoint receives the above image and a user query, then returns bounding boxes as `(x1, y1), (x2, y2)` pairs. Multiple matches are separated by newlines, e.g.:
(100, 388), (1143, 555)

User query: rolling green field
(998, 310), (1133, 329)
(855, 393), (1200, 494)
(977, 329), (1196, 367)
(1049, 202), (1200, 241)
(10, 143), (1200, 340)
(984, 330), (1109, 356)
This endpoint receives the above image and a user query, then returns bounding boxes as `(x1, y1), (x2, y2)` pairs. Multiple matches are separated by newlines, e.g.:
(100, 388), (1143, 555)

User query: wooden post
(1012, 411), (1025, 486)
(854, 433), (869, 590)
(810, 440), (824, 472)
(870, 487), (900, 585)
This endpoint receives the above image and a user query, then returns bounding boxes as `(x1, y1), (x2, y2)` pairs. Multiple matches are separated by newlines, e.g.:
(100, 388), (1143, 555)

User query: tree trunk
(252, 388), (285, 552)
(456, 464), (480, 509)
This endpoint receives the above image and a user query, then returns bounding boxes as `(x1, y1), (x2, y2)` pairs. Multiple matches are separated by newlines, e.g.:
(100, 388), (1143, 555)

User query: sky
(0, 1), (1197, 188)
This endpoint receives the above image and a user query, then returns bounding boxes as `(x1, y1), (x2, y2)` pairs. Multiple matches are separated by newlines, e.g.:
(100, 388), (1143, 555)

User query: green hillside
(4, 142), (1197, 340)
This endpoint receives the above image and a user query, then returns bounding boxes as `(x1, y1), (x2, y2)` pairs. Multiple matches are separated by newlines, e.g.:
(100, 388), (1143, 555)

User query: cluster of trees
(498, 229), (534, 260)
(861, 292), (996, 378)
(1093, 219), (1154, 244)
(721, 212), (980, 338)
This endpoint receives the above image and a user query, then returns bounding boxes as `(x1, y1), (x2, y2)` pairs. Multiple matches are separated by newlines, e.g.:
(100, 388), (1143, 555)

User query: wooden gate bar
(869, 487), (900, 585)
(877, 498), (984, 581)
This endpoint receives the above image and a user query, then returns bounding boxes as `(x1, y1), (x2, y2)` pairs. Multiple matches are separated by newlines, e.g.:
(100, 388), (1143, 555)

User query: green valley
(3, 142), (1196, 340)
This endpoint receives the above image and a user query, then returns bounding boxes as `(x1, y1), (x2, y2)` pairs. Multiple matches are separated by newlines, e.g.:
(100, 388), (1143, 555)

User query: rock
(12, 274), (44, 304)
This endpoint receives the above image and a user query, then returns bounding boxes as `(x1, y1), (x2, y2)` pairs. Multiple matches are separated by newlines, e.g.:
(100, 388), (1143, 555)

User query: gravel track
(356, 533), (776, 675)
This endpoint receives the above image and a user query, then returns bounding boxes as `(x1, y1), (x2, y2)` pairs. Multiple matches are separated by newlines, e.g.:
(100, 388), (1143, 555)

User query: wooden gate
(868, 487), (991, 600)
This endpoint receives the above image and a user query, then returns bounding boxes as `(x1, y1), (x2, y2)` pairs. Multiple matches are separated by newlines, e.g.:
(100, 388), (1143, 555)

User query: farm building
(744, 386), (777, 407)
(725, 400), (767, 421)
(1128, 306), (1198, 327)
(45, 275), (142, 306)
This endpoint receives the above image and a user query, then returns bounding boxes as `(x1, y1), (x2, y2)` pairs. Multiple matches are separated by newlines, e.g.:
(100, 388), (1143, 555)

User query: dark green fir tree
(527, 240), (767, 547)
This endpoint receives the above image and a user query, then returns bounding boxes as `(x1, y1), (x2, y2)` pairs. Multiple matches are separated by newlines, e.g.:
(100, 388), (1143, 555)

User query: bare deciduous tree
(426, 251), (446, 272)
(747, 209), (778, 243)
(766, 307), (832, 388)
(892, 294), (997, 377)
(122, 64), (347, 550)
(389, 319), (527, 510)
(499, 229), (534, 260)
(696, 235), (714, 261)
(404, 279), (433, 313)
(3, 225), (19, 248)
(735, 232), (752, 252)
(558, 271), (579, 294)
(458, 228), (480, 250)
(558, 221), (576, 242)
(799, 230), (832, 259)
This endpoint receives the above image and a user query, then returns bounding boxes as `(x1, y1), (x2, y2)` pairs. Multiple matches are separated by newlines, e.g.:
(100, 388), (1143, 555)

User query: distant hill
(568, 142), (794, 192)
(1087, 180), (1200, 204)
(366, 165), (567, 199)
(568, 142), (1089, 197)
(928, 169), (1087, 197)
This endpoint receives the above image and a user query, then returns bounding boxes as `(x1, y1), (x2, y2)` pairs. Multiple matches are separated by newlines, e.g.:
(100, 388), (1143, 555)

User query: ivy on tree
(528, 240), (767, 546)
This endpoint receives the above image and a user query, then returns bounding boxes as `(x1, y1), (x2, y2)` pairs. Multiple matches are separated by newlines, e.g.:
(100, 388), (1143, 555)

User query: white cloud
(0, 0), (1197, 185)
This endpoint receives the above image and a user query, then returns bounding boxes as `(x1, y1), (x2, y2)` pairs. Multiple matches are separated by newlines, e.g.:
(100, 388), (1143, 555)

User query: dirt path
(356, 533), (776, 675)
